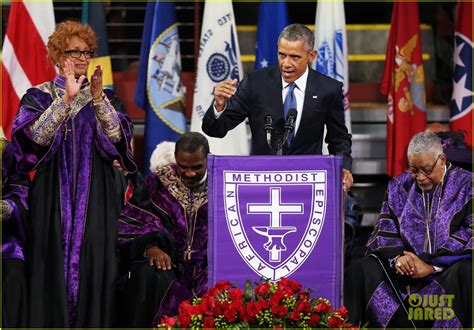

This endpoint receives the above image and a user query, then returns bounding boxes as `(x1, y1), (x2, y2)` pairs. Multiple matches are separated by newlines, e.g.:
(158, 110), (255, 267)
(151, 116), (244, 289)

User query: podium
(207, 155), (344, 306)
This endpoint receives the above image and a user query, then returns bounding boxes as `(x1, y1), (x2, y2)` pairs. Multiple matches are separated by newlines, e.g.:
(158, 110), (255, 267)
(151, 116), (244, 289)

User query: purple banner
(208, 155), (343, 306)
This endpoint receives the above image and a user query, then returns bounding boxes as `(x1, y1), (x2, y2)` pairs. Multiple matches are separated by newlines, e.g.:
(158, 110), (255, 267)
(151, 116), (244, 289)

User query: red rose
(337, 306), (349, 319)
(295, 300), (311, 314)
(177, 314), (190, 328)
(224, 307), (237, 322)
(258, 298), (270, 310)
(275, 282), (294, 297)
(246, 301), (262, 318)
(298, 290), (310, 300)
(215, 280), (232, 291)
(228, 288), (244, 301)
(160, 315), (177, 327)
(315, 300), (331, 313)
(278, 277), (301, 292)
(203, 317), (215, 328)
(188, 304), (203, 316)
(271, 305), (288, 318)
(289, 310), (300, 321)
(254, 282), (270, 297)
(178, 300), (193, 316)
(214, 300), (227, 316)
(201, 296), (215, 316)
(269, 290), (284, 307)
(308, 314), (321, 326)
(328, 315), (344, 328)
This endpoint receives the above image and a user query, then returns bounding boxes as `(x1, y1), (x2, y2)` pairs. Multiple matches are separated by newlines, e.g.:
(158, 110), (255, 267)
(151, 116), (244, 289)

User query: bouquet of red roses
(159, 277), (356, 328)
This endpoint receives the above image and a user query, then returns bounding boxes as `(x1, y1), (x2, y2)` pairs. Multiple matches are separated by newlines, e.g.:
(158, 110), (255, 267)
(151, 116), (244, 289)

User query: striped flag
(1, 1), (56, 139)
(313, 0), (351, 133)
(135, 2), (187, 172)
(190, 0), (250, 155)
(450, 1), (472, 148)
(381, 1), (426, 177)
(255, 1), (288, 70)
(82, 1), (113, 89)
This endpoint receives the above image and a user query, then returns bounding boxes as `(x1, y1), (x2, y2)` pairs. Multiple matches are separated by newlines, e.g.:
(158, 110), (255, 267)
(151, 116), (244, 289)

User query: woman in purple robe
(2, 138), (29, 328)
(117, 132), (209, 327)
(345, 132), (472, 328)
(11, 20), (136, 327)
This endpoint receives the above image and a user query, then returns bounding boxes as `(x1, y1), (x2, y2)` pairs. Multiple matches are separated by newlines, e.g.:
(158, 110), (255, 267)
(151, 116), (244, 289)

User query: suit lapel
(268, 67), (284, 120)
(292, 69), (321, 147)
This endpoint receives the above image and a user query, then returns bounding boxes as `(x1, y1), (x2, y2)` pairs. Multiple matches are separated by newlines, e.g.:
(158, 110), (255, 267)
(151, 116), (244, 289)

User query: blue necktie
(283, 83), (297, 146)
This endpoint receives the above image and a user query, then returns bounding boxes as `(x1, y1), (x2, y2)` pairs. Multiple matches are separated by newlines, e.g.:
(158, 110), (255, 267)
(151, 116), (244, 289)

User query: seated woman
(345, 132), (472, 328)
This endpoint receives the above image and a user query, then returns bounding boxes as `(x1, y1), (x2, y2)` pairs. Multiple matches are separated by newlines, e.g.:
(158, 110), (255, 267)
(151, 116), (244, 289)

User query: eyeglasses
(408, 154), (441, 176)
(64, 50), (95, 59)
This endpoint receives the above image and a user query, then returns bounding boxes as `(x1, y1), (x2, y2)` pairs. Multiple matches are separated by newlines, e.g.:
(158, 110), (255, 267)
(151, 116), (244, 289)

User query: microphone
(282, 108), (298, 146)
(264, 114), (273, 149)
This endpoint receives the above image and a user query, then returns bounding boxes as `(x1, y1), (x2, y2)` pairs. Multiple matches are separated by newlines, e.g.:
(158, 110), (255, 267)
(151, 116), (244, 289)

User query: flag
(380, 1), (426, 177)
(190, 0), (250, 155)
(82, 1), (113, 89)
(254, 1), (288, 69)
(135, 2), (187, 172)
(313, 0), (351, 133)
(2, 1), (56, 139)
(450, 1), (472, 148)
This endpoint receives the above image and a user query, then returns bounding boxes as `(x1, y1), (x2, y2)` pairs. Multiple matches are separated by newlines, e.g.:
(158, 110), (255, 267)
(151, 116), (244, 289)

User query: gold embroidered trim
(29, 98), (70, 146)
(157, 165), (208, 217)
(1, 200), (13, 221)
(93, 96), (122, 143)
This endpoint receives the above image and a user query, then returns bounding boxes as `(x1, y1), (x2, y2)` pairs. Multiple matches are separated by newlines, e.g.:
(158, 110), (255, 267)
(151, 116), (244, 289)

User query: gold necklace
(421, 165), (447, 254)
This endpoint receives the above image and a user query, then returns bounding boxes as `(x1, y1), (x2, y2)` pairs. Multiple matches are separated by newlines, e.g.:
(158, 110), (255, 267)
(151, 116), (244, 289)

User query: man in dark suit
(202, 24), (353, 191)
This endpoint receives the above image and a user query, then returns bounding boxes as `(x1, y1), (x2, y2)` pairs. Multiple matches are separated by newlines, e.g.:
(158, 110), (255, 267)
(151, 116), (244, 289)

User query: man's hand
(146, 246), (175, 271)
(342, 169), (353, 192)
(213, 79), (238, 112)
(395, 251), (435, 278)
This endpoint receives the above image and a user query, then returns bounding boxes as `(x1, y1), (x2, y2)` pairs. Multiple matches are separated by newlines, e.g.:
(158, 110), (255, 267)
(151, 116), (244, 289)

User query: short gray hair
(278, 24), (314, 52)
(407, 132), (443, 158)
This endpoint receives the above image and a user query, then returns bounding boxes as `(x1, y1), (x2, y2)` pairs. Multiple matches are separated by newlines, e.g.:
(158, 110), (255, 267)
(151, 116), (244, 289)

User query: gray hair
(278, 24), (314, 52)
(407, 132), (443, 158)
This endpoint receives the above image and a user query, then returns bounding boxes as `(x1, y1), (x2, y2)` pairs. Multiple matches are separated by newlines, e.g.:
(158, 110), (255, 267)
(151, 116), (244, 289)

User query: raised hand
(213, 79), (238, 112)
(62, 58), (86, 104)
(90, 64), (103, 100)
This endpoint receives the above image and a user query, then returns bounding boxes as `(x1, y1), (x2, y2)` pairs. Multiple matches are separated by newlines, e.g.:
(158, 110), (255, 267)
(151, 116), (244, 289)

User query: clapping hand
(90, 64), (103, 100)
(62, 58), (86, 104)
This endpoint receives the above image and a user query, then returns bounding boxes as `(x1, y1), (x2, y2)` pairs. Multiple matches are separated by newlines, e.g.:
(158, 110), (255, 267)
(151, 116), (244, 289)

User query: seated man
(345, 132), (472, 328)
(118, 132), (209, 327)
(2, 138), (29, 328)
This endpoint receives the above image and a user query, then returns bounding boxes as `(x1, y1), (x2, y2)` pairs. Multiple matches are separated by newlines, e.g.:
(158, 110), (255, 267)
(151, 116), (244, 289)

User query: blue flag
(255, 1), (289, 69)
(135, 2), (187, 172)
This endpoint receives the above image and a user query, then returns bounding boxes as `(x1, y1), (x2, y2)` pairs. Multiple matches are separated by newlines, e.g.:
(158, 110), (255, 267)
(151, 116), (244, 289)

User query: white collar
(281, 66), (309, 93)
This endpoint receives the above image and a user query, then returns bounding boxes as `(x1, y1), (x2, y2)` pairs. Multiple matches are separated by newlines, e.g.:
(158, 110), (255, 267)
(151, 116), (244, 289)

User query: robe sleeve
(118, 203), (175, 261)
(94, 89), (136, 173)
(366, 195), (405, 259)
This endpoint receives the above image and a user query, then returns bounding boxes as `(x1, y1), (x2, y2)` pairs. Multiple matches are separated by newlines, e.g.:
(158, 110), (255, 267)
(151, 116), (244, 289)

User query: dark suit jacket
(202, 66), (352, 170)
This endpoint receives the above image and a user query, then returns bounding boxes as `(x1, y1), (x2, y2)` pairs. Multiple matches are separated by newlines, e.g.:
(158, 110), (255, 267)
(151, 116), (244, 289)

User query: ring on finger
(396, 262), (401, 267)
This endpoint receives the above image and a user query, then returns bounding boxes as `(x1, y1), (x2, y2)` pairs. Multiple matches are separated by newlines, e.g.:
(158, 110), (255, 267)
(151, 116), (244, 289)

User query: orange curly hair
(47, 20), (97, 65)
